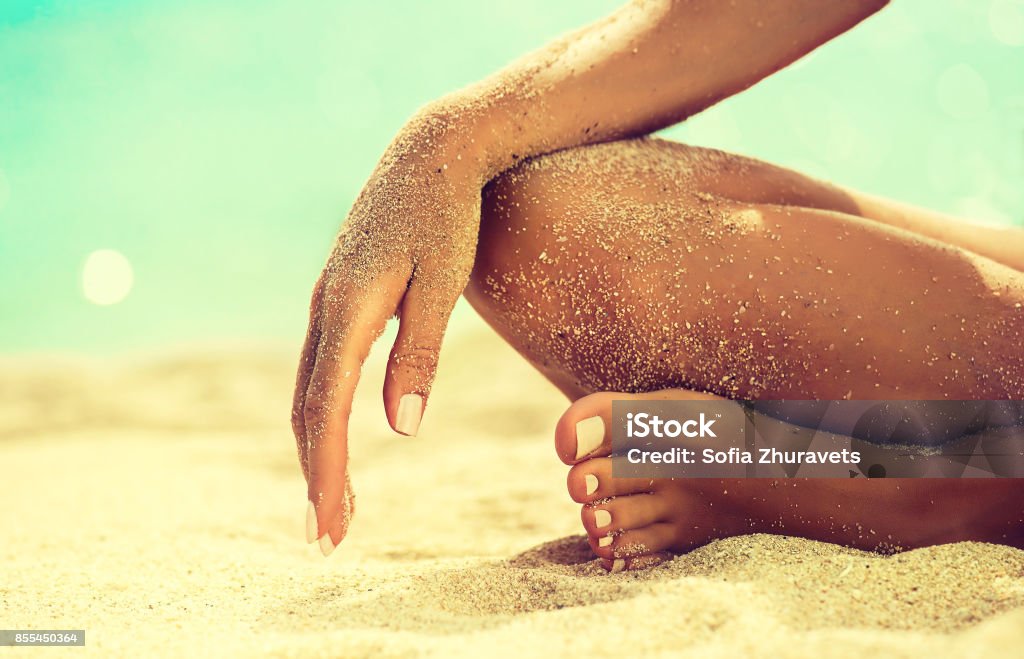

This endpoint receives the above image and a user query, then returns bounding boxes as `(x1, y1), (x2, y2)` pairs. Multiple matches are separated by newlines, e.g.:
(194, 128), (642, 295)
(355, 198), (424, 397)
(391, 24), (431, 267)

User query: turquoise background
(0, 0), (1021, 352)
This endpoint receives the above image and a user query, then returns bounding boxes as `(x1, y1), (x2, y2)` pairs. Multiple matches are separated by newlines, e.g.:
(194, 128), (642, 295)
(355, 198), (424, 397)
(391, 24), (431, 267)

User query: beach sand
(2, 316), (1023, 657)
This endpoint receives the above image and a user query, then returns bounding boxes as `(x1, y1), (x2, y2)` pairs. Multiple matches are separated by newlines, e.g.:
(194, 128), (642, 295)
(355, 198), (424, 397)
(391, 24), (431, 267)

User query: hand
(292, 109), (484, 554)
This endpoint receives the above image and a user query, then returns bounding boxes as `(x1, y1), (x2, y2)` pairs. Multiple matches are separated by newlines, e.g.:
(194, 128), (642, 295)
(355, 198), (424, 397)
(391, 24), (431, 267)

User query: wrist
(408, 95), (510, 182)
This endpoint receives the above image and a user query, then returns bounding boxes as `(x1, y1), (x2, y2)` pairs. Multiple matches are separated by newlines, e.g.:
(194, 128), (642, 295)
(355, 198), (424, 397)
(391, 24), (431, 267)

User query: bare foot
(555, 390), (1024, 572)
(555, 390), (751, 572)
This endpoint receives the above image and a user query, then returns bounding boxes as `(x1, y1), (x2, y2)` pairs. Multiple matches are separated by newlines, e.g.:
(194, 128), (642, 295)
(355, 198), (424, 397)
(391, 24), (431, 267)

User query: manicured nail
(610, 559), (626, 573)
(305, 501), (318, 544)
(396, 394), (423, 436)
(599, 535), (613, 548)
(585, 474), (598, 495)
(575, 416), (605, 460)
(594, 509), (611, 528)
(319, 532), (336, 557)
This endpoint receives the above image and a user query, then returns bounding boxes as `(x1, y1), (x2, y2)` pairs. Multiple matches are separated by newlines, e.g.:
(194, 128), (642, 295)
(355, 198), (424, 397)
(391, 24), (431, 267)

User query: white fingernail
(594, 509), (611, 528)
(319, 533), (336, 557)
(575, 416), (605, 460)
(611, 559), (626, 573)
(585, 474), (598, 495)
(599, 535), (613, 547)
(306, 501), (318, 544)
(396, 394), (423, 436)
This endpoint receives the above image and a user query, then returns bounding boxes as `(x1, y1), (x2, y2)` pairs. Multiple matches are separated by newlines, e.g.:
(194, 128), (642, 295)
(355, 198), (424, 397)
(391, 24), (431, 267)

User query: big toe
(554, 389), (724, 465)
(554, 392), (628, 465)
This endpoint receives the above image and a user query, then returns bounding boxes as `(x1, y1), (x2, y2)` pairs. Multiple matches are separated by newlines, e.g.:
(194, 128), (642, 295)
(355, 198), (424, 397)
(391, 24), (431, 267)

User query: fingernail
(599, 535), (613, 548)
(319, 532), (336, 557)
(594, 509), (611, 528)
(610, 559), (626, 573)
(575, 416), (605, 460)
(305, 501), (318, 544)
(396, 394), (423, 436)
(585, 474), (598, 495)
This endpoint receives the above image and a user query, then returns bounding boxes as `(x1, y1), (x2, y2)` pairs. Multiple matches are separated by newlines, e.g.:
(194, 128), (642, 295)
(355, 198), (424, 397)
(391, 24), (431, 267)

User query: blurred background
(1, 0), (1022, 354)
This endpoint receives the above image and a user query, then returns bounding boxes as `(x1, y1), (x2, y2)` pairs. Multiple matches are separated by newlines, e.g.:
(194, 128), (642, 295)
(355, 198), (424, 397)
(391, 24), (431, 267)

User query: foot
(555, 389), (754, 572)
(556, 390), (1024, 571)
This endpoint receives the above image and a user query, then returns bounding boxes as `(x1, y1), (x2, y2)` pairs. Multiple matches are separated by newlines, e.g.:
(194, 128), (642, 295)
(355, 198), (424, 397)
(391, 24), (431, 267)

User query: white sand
(2, 318), (1023, 657)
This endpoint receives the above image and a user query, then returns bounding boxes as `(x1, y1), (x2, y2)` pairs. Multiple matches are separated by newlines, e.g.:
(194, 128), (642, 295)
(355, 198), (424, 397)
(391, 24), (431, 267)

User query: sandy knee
(466, 156), (575, 309)
(465, 152), (616, 395)
(467, 149), (689, 395)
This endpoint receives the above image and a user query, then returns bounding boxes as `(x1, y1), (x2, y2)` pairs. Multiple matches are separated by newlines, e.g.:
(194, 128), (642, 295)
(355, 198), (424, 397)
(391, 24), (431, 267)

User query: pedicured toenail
(599, 535), (613, 548)
(610, 559), (626, 573)
(585, 474), (598, 495)
(594, 509), (611, 528)
(575, 416), (605, 460)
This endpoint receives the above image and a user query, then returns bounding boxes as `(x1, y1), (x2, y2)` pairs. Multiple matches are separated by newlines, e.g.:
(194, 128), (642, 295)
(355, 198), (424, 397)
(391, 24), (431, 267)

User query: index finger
(304, 268), (408, 556)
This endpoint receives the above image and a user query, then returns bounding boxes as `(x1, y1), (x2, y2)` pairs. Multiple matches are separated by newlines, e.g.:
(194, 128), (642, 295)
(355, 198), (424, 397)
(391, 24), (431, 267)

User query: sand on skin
(1, 315), (1023, 658)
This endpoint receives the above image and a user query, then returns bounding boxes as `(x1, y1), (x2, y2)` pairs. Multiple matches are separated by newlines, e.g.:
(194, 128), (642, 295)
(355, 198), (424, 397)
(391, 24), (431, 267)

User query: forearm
(419, 0), (889, 183)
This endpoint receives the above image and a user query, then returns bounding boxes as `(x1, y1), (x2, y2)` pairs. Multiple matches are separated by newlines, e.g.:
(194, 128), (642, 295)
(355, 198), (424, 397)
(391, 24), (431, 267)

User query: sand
(2, 316), (1023, 657)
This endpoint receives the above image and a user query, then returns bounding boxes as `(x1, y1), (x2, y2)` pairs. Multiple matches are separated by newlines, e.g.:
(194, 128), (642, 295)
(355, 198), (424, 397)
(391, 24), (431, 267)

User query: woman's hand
(293, 108), (484, 553)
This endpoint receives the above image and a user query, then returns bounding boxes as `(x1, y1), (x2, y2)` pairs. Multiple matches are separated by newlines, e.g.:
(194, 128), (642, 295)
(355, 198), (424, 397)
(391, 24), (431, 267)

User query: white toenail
(585, 474), (598, 495)
(611, 559), (625, 573)
(575, 416), (605, 460)
(599, 535), (613, 547)
(594, 509), (611, 528)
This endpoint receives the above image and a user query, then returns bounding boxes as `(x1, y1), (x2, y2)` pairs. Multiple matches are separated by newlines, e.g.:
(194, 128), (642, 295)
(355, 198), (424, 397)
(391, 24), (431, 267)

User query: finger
(382, 265), (464, 436)
(292, 276), (326, 484)
(305, 268), (409, 554)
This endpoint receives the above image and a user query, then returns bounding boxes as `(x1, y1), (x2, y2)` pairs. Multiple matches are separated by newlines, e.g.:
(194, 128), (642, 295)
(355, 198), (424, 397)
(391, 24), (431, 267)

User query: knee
(465, 152), (610, 396)
(465, 156), (575, 319)
(463, 141), (698, 396)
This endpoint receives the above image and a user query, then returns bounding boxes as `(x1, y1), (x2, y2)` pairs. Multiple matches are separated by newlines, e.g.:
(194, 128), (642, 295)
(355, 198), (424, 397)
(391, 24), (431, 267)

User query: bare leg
(846, 191), (1024, 273)
(465, 138), (1024, 567)
(661, 146), (1024, 272)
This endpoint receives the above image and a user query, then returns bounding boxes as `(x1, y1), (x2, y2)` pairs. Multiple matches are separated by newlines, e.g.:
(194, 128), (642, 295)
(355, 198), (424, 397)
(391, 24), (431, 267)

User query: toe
(555, 388), (724, 465)
(595, 523), (678, 565)
(555, 391), (629, 465)
(601, 551), (674, 573)
(582, 493), (667, 537)
(567, 457), (656, 503)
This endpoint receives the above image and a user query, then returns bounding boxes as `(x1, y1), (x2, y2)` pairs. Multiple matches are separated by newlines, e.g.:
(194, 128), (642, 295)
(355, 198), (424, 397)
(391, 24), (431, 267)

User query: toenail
(598, 535), (613, 547)
(610, 559), (626, 573)
(585, 474), (598, 495)
(594, 509), (611, 528)
(575, 416), (605, 460)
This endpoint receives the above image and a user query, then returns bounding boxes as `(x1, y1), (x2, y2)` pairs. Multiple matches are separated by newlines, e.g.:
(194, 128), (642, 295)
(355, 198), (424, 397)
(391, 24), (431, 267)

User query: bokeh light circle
(989, 0), (1024, 46)
(82, 249), (134, 306)
(935, 63), (990, 119)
